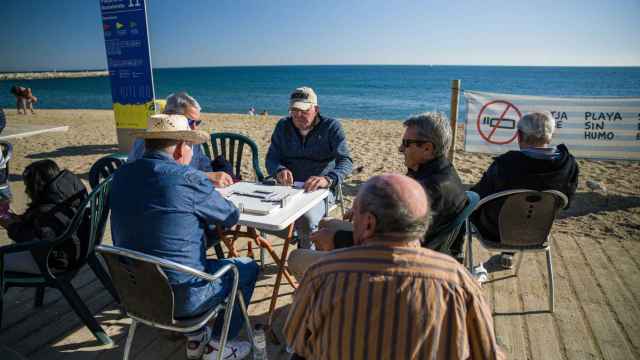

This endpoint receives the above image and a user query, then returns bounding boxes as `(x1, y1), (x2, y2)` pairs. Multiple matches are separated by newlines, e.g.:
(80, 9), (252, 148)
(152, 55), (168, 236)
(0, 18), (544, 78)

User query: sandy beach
(2, 108), (638, 242)
(0, 109), (639, 358)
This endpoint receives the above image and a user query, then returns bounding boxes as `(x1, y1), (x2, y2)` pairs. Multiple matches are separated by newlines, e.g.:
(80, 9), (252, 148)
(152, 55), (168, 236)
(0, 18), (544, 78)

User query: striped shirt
(284, 244), (504, 360)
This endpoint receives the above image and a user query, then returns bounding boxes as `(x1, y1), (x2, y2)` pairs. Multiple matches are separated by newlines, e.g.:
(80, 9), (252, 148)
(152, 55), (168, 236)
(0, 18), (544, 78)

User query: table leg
(267, 224), (295, 327)
(249, 228), (297, 288)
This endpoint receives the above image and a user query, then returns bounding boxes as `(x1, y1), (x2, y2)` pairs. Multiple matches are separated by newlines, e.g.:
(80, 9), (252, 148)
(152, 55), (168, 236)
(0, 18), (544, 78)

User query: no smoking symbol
(476, 100), (522, 145)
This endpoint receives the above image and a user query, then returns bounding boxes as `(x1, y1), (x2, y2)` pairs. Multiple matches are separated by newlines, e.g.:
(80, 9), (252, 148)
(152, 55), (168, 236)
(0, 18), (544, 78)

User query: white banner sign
(463, 91), (640, 160)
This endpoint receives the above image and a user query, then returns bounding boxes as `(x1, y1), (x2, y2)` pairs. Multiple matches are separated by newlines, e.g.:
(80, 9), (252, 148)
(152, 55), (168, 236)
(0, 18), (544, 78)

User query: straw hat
(134, 114), (208, 144)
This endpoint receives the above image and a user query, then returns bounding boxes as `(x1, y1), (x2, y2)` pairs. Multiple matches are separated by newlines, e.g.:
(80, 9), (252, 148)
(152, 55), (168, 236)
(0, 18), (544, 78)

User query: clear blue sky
(1, 0), (639, 71)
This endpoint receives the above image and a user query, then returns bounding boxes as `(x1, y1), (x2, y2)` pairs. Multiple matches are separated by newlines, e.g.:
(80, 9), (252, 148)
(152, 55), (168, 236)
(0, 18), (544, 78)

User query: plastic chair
(466, 189), (568, 312)
(205, 132), (265, 182)
(96, 245), (255, 360)
(0, 179), (115, 345)
(87, 154), (129, 305)
(88, 153), (127, 188)
(426, 191), (480, 255)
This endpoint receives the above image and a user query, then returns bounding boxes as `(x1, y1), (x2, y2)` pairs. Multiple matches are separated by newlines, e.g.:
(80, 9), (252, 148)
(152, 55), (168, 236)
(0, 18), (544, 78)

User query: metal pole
(448, 79), (461, 163)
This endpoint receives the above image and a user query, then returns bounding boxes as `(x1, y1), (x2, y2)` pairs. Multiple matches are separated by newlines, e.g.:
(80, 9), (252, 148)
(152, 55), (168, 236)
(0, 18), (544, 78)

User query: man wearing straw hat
(110, 114), (257, 359)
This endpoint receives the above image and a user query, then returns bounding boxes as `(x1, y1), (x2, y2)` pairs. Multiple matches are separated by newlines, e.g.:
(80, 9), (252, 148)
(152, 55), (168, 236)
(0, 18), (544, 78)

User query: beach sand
(0, 109), (638, 357)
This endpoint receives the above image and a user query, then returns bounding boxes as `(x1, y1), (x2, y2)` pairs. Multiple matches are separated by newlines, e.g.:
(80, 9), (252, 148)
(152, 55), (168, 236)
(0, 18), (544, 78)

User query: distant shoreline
(0, 70), (108, 81)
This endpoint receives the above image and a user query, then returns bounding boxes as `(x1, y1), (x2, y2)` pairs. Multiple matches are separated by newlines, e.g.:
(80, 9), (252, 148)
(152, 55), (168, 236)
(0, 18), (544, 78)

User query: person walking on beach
(128, 92), (234, 188)
(111, 114), (257, 360)
(10, 85), (37, 115)
(265, 86), (353, 248)
(284, 174), (504, 360)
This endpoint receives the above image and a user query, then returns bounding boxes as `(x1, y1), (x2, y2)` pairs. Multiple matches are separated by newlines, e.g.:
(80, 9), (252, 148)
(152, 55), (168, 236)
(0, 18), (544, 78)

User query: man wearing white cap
(266, 87), (353, 248)
(111, 114), (257, 359)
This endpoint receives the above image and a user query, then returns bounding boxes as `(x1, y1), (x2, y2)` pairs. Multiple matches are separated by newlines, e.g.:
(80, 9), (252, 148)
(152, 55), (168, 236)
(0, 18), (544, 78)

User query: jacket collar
(408, 156), (450, 178)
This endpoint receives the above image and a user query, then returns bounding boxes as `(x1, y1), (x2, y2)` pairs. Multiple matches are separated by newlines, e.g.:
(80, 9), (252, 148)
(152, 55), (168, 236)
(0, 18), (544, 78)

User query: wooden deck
(1, 231), (639, 359)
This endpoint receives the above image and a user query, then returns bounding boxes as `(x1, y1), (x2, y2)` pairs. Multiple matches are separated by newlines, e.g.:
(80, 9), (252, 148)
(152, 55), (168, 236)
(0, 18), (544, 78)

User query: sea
(2, 65), (640, 120)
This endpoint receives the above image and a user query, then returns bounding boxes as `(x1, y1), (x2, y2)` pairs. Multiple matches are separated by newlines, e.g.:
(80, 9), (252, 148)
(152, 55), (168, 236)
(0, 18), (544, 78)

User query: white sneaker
(203, 338), (252, 360)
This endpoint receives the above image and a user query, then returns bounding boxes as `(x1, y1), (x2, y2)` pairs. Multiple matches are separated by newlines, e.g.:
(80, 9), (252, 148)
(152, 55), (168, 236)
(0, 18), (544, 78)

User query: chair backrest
(89, 154), (127, 189)
(497, 190), (567, 247)
(37, 178), (113, 277)
(205, 132), (265, 182)
(96, 245), (176, 326)
(427, 191), (480, 253)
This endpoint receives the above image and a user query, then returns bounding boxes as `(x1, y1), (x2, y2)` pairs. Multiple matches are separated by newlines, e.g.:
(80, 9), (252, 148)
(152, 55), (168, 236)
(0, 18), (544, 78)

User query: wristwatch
(324, 176), (334, 188)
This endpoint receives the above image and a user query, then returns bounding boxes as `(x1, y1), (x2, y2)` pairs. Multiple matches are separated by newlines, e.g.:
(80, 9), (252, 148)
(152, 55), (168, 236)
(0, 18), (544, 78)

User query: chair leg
(88, 254), (121, 303)
(514, 252), (525, 276)
(546, 248), (555, 313)
(123, 319), (138, 360)
(214, 243), (226, 259)
(56, 279), (113, 345)
(34, 287), (45, 307)
(466, 224), (474, 272)
(237, 293), (255, 349)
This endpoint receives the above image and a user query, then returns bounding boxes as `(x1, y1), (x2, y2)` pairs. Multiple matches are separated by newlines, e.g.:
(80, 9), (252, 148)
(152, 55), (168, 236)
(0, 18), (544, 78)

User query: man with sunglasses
(266, 86), (353, 248)
(288, 112), (467, 280)
(128, 92), (234, 188)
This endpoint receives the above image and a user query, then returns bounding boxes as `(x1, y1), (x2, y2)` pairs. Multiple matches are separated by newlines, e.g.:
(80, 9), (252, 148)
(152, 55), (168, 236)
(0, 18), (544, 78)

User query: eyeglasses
(401, 139), (429, 148)
(188, 119), (202, 127)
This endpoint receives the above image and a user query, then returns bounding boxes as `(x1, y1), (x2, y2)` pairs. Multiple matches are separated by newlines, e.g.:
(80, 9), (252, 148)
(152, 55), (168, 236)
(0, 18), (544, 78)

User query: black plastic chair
(87, 154), (128, 304)
(96, 245), (255, 360)
(426, 191), (480, 255)
(0, 178), (114, 345)
(205, 132), (265, 182)
(467, 189), (568, 312)
(89, 153), (127, 188)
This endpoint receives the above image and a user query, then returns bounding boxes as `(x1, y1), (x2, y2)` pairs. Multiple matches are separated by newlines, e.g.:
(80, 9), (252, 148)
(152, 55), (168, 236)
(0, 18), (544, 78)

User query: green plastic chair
(204, 132), (265, 182)
(0, 178), (114, 345)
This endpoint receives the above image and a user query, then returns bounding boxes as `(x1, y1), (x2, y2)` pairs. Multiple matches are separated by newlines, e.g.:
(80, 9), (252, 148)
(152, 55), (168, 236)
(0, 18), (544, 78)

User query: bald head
(354, 174), (430, 242)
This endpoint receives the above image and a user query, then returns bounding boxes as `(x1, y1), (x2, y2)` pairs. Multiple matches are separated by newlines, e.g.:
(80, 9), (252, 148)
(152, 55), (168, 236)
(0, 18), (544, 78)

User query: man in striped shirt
(284, 174), (504, 360)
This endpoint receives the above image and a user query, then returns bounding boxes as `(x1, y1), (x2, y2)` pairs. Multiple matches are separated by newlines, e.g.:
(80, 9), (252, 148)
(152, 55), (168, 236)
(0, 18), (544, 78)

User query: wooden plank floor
(1, 232), (639, 359)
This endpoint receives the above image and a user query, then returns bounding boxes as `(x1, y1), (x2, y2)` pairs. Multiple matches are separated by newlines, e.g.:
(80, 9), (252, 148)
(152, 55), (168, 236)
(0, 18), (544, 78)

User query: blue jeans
(295, 192), (335, 249)
(177, 257), (258, 339)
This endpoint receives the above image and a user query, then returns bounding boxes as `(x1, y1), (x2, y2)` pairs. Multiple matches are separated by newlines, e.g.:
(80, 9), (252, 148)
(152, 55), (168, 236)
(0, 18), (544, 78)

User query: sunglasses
(401, 139), (429, 148)
(188, 119), (202, 127)
(290, 92), (309, 100)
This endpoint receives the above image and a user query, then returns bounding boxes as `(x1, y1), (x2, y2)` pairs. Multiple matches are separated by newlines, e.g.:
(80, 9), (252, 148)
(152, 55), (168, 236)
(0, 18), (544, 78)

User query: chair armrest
(0, 239), (50, 255)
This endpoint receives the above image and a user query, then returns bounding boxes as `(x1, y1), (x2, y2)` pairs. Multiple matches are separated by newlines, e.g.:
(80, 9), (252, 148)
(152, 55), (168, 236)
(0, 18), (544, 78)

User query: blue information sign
(100, 0), (155, 129)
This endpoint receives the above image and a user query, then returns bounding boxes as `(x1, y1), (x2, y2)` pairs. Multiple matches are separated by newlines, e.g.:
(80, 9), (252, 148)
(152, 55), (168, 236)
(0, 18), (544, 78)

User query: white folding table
(217, 182), (329, 327)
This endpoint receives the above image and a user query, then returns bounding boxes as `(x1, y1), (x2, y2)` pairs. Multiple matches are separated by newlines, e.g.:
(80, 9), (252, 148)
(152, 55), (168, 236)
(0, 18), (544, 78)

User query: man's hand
(206, 171), (233, 188)
(310, 227), (337, 251)
(303, 176), (329, 192)
(276, 169), (294, 186)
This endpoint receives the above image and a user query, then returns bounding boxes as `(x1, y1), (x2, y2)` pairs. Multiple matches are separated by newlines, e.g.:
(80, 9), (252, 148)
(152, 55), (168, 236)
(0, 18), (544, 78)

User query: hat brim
(289, 101), (314, 111)
(133, 129), (208, 144)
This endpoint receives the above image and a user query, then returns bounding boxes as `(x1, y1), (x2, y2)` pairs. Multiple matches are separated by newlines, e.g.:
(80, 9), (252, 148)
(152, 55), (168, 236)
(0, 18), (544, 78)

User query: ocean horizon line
(3, 63), (640, 74)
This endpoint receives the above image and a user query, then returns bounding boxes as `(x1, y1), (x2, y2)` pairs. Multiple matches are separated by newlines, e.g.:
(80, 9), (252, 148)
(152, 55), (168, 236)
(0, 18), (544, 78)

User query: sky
(1, 0), (639, 72)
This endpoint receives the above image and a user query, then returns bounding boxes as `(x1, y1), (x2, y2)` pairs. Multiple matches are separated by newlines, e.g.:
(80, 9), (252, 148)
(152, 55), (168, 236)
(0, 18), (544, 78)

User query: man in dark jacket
(288, 112), (468, 279)
(471, 111), (579, 268)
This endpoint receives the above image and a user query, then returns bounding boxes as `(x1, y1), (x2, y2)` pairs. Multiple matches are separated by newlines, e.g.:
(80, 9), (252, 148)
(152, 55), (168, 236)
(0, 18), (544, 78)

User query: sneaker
(472, 264), (489, 284)
(203, 338), (251, 360)
(499, 253), (514, 269)
(186, 327), (212, 360)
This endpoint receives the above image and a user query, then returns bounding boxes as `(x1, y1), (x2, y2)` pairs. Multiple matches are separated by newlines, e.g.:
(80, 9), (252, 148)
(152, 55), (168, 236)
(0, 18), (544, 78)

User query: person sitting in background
(266, 86), (353, 248)
(0, 160), (87, 274)
(284, 174), (504, 360)
(111, 114), (257, 359)
(128, 92), (233, 188)
(287, 112), (466, 279)
(471, 111), (579, 268)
